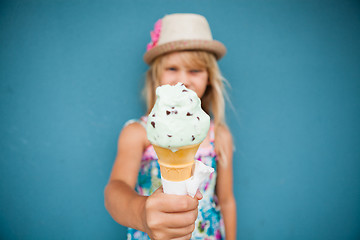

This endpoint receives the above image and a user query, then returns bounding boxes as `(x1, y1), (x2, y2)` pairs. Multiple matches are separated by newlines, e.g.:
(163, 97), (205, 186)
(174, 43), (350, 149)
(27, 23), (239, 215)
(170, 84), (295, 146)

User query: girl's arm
(215, 125), (237, 240)
(104, 122), (200, 239)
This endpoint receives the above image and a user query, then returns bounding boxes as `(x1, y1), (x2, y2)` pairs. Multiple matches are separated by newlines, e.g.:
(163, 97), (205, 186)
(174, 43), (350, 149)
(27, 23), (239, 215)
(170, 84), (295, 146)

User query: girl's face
(159, 52), (209, 98)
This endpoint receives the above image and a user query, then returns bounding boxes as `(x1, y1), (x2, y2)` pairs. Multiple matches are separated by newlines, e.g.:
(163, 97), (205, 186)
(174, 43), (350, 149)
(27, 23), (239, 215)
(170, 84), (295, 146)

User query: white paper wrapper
(161, 160), (214, 197)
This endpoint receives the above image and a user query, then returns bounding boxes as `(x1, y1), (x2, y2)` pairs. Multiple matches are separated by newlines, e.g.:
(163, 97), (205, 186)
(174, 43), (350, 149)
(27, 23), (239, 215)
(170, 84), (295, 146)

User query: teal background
(1, 0), (360, 239)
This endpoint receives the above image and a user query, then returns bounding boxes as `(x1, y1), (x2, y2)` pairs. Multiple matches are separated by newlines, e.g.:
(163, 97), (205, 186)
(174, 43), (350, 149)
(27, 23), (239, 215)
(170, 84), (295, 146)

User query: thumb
(195, 190), (203, 200)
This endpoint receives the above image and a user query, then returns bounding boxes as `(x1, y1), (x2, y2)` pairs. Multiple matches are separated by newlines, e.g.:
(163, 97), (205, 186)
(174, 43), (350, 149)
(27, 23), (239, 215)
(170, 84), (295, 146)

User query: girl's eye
(190, 69), (202, 73)
(167, 67), (177, 71)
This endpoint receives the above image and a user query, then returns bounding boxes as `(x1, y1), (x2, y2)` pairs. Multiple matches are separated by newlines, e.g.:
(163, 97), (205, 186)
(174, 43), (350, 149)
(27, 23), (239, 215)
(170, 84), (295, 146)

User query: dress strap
(124, 116), (147, 129)
(124, 119), (136, 127)
(139, 116), (148, 129)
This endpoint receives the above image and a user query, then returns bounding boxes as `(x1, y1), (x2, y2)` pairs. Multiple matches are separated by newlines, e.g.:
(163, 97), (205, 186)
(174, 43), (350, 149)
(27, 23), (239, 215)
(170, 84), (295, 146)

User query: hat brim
(143, 39), (226, 64)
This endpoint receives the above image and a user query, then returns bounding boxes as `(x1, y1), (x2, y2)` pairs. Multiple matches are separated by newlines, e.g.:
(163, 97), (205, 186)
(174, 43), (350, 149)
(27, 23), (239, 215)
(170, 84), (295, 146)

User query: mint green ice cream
(147, 83), (210, 152)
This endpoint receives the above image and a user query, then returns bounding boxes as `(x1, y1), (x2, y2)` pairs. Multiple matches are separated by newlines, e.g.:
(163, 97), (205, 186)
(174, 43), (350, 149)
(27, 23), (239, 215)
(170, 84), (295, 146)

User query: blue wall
(1, 0), (359, 239)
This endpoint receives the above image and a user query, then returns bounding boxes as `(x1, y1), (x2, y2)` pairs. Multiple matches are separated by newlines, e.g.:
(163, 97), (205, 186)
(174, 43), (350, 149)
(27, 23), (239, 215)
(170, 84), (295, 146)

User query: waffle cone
(153, 144), (201, 181)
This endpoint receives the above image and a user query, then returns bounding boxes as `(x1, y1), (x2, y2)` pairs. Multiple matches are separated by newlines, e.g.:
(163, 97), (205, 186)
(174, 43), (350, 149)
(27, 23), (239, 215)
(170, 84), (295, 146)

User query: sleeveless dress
(127, 117), (225, 240)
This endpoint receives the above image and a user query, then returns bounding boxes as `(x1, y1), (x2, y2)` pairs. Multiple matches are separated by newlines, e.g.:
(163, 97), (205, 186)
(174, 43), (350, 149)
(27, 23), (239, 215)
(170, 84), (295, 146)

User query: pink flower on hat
(147, 19), (162, 51)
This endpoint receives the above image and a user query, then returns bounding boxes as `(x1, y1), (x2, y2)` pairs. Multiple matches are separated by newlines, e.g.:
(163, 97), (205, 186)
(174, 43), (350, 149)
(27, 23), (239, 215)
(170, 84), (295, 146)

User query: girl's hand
(142, 187), (202, 240)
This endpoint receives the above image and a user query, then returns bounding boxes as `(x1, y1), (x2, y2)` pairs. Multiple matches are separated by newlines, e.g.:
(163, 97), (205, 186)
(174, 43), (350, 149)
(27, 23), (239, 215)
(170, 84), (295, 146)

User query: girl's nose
(178, 71), (190, 87)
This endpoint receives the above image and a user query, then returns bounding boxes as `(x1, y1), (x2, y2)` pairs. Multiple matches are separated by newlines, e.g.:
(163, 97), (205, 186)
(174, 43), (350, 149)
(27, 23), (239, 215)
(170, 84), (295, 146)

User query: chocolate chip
(171, 107), (175, 109)
(182, 89), (188, 92)
(197, 117), (200, 120)
(174, 110), (178, 114)
(166, 110), (171, 115)
(151, 121), (155, 128)
(192, 135), (195, 141)
(187, 112), (193, 116)
(152, 113), (155, 117)
(167, 135), (172, 137)
(190, 98), (193, 102)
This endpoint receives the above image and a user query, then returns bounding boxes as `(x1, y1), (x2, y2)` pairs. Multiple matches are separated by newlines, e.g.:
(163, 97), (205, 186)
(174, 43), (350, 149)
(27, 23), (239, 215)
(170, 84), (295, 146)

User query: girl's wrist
(136, 195), (149, 233)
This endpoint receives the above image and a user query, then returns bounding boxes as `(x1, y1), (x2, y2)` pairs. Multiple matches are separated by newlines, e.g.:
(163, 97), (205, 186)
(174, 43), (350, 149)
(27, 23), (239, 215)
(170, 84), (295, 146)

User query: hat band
(144, 39), (226, 64)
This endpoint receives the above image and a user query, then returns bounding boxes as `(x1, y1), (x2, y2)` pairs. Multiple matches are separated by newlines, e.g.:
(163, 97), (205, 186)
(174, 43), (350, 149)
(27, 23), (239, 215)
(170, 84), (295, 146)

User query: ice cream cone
(153, 144), (201, 182)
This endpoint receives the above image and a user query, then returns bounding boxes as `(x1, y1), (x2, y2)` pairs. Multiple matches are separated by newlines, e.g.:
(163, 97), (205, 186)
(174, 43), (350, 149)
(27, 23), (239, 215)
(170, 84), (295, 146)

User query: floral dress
(127, 117), (225, 240)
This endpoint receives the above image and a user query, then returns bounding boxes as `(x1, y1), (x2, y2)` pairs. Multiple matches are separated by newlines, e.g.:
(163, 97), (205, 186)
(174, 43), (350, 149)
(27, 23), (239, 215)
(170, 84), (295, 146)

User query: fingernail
(196, 191), (203, 199)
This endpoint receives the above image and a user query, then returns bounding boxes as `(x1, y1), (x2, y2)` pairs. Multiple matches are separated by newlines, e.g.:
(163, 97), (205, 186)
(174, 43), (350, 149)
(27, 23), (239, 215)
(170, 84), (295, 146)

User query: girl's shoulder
(215, 124), (233, 143)
(214, 124), (234, 162)
(120, 117), (148, 143)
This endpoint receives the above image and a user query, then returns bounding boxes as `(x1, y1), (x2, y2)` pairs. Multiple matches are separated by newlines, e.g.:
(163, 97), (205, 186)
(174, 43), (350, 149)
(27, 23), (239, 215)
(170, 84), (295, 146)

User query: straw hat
(144, 13), (226, 64)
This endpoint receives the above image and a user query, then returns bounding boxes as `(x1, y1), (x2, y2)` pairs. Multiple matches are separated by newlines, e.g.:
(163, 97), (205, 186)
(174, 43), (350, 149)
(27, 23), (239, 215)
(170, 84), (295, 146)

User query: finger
(165, 223), (195, 239)
(162, 209), (198, 228)
(157, 195), (199, 213)
(195, 190), (203, 200)
(172, 233), (193, 240)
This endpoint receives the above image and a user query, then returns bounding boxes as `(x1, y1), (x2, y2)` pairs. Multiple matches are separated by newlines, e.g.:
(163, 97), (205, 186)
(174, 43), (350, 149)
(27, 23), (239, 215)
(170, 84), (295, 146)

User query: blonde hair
(142, 51), (232, 166)
(143, 51), (228, 128)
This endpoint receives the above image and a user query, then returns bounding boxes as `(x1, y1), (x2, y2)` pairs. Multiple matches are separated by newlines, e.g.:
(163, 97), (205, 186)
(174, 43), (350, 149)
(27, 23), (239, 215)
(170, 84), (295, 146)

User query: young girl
(105, 13), (236, 240)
